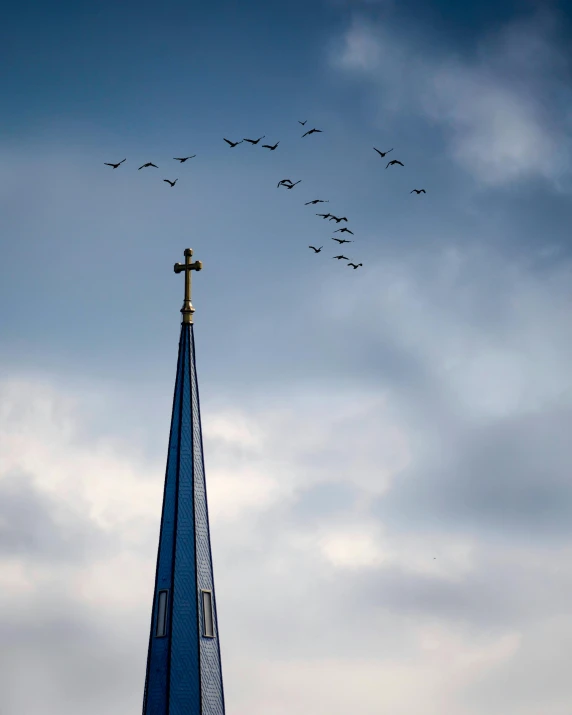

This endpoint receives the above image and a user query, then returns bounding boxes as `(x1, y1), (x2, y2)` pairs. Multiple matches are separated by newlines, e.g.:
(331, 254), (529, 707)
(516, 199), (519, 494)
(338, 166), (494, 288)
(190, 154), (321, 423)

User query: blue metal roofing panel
(191, 326), (225, 715)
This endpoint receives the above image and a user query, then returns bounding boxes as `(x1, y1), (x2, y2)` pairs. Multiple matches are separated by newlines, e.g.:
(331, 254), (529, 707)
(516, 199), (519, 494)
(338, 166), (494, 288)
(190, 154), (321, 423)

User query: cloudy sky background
(2, 0), (572, 712)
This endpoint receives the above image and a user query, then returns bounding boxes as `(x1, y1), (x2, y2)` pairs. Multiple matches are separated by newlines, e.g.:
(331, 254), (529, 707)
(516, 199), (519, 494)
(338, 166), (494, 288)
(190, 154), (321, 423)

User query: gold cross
(174, 248), (203, 323)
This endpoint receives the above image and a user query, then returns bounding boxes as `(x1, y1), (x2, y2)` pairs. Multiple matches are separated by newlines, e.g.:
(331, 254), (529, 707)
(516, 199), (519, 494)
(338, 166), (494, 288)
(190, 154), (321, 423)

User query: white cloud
(204, 393), (411, 523)
(231, 629), (521, 715)
(331, 12), (572, 187)
(0, 379), (162, 531)
(331, 243), (572, 421)
(318, 521), (387, 567)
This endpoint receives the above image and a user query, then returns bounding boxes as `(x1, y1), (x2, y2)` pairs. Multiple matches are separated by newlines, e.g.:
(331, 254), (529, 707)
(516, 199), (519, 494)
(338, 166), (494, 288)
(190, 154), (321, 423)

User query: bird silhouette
(333, 255), (349, 260)
(298, 120), (307, 126)
(104, 159), (126, 169)
(316, 213), (332, 219)
(386, 160), (404, 168)
(335, 228), (354, 235)
(374, 147), (393, 158)
(223, 138), (243, 147)
(309, 246), (323, 253)
(278, 179), (294, 188)
(348, 263), (363, 269)
(302, 128), (322, 137)
(329, 216), (348, 223)
(285, 180), (301, 189)
(305, 199), (329, 205)
(138, 162), (158, 170)
(411, 189), (426, 194)
(163, 179), (178, 187)
(332, 237), (352, 244)
(173, 156), (196, 162)
(261, 141), (280, 150)
(243, 136), (265, 144)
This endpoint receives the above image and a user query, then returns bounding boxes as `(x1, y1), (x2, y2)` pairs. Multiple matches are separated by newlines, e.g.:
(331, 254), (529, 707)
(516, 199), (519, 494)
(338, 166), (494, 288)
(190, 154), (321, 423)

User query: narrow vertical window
(156, 590), (168, 637)
(202, 590), (214, 638)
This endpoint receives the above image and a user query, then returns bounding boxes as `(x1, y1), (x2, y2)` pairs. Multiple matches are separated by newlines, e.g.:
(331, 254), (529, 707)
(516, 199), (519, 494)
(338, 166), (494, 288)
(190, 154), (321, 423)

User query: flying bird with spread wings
(386, 160), (404, 168)
(298, 120), (307, 126)
(335, 228), (354, 235)
(138, 162), (158, 170)
(411, 189), (426, 194)
(373, 147), (393, 158)
(302, 128), (322, 137)
(173, 156), (196, 162)
(163, 179), (178, 187)
(305, 199), (329, 205)
(261, 141), (280, 150)
(309, 246), (323, 253)
(223, 138), (243, 147)
(243, 136), (265, 144)
(277, 179), (301, 189)
(329, 215), (348, 223)
(332, 237), (352, 244)
(316, 213), (332, 219)
(104, 159), (126, 169)
(348, 263), (363, 269)
(333, 255), (349, 260)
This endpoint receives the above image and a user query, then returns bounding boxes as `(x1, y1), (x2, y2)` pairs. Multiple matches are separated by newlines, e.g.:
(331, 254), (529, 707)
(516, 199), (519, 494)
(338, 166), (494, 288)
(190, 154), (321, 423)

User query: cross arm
(174, 260), (203, 273)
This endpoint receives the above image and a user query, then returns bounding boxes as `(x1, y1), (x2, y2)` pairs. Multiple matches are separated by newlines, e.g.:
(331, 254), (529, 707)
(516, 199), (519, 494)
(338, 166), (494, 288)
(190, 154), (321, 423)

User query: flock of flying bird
(104, 119), (427, 271)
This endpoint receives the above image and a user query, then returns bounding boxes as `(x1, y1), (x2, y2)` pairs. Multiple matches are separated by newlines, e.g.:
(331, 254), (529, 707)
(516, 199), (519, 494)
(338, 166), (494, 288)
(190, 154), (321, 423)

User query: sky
(2, 0), (572, 713)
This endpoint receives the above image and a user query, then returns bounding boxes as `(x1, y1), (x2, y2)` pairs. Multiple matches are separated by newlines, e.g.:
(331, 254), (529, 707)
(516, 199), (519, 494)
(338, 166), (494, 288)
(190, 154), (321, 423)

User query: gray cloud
(379, 405), (572, 537)
(460, 615), (572, 713)
(0, 469), (114, 563)
(346, 550), (572, 629)
(331, 8), (572, 188)
(291, 481), (361, 521)
(0, 597), (147, 715)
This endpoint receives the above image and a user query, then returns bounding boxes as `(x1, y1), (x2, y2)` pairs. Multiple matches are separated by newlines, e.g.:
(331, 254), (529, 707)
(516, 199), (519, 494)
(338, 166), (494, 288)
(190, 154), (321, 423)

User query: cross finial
(174, 248), (203, 323)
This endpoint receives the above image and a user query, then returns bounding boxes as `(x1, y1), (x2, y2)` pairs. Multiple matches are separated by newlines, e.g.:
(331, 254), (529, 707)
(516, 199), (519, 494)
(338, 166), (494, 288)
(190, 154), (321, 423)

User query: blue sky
(3, 0), (572, 713)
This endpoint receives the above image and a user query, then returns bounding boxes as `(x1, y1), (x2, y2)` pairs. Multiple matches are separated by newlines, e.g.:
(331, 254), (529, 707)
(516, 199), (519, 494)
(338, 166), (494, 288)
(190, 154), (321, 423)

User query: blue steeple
(142, 249), (225, 715)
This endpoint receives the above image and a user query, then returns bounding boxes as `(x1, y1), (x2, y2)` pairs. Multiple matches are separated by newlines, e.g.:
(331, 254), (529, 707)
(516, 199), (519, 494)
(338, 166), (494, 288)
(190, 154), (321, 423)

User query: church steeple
(142, 250), (225, 715)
